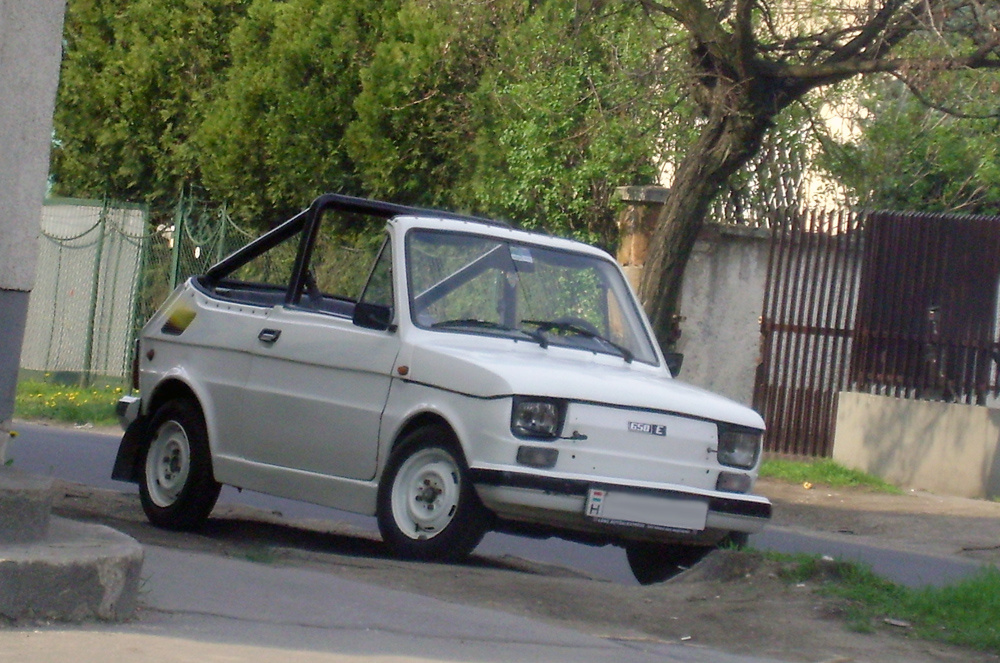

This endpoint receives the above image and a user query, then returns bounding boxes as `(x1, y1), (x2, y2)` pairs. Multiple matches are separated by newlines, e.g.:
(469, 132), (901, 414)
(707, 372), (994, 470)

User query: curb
(0, 466), (143, 623)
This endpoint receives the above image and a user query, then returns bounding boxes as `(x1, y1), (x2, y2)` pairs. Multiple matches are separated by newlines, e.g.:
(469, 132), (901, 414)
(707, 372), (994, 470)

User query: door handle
(258, 328), (281, 344)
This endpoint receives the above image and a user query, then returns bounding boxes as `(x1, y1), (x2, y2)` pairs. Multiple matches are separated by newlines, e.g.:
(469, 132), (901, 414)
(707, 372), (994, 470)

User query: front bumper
(470, 468), (771, 545)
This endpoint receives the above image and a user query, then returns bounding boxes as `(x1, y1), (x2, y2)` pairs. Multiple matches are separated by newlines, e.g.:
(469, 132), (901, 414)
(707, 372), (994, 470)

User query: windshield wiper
(431, 318), (510, 331)
(432, 318), (553, 348)
(522, 319), (633, 363)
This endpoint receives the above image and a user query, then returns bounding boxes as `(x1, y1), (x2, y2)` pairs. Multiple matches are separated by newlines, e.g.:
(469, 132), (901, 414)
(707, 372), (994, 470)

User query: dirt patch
(45, 476), (1000, 663)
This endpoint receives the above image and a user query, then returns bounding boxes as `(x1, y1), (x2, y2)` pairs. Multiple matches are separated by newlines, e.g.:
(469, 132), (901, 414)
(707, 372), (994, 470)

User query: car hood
(405, 335), (764, 430)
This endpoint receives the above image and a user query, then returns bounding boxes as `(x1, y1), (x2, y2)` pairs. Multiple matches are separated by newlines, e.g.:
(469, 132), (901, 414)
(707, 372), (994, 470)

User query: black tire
(625, 541), (712, 585)
(723, 531), (750, 549)
(377, 425), (488, 562)
(138, 398), (221, 531)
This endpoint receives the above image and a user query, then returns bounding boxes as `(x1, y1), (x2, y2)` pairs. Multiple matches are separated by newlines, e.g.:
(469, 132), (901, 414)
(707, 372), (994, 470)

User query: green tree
(465, 0), (668, 248)
(51, 0), (248, 207)
(347, 0), (671, 248)
(345, 0), (507, 209)
(196, 0), (387, 226)
(635, 0), (1000, 349)
(822, 78), (1000, 214)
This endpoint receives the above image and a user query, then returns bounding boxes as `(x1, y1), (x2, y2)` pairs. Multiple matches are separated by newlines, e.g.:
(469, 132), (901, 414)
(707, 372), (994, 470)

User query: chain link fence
(137, 191), (256, 326)
(21, 193), (257, 384)
(21, 199), (147, 384)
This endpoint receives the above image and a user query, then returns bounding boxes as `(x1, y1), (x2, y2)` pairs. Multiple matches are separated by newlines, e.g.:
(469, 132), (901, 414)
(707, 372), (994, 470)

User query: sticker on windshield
(510, 246), (534, 264)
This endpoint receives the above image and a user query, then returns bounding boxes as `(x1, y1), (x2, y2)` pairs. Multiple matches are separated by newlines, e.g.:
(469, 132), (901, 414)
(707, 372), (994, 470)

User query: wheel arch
(146, 378), (200, 417)
(115, 378), (210, 484)
(376, 411), (491, 561)
(390, 412), (459, 455)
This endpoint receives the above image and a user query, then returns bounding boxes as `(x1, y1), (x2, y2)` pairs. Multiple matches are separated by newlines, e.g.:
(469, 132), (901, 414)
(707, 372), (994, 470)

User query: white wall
(834, 392), (1000, 499)
(675, 226), (770, 407)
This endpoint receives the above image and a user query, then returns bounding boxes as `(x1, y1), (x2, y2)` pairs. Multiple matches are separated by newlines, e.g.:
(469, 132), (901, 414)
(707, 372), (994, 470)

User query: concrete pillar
(613, 186), (669, 295)
(0, 1), (67, 448)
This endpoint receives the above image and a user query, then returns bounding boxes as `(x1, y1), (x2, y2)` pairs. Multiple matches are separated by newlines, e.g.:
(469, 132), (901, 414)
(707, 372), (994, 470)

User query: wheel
(625, 541), (712, 585)
(377, 425), (488, 562)
(138, 398), (221, 531)
(723, 531), (750, 549)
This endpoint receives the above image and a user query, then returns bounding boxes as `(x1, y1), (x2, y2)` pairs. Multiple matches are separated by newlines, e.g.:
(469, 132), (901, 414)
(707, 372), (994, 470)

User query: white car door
(235, 238), (400, 481)
(236, 305), (399, 480)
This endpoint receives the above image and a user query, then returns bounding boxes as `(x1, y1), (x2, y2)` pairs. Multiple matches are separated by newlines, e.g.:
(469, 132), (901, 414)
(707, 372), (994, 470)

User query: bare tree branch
(893, 71), (1000, 118)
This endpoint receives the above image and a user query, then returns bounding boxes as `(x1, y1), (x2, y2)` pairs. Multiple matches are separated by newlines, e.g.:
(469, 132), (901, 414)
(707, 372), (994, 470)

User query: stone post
(614, 186), (669, 298)
(0, 0), (67, 457)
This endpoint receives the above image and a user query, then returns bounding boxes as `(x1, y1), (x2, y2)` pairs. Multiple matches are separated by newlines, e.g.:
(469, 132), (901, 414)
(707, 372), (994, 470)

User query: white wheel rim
(145, 420), (191, 508)
(390, 448), (461, 541)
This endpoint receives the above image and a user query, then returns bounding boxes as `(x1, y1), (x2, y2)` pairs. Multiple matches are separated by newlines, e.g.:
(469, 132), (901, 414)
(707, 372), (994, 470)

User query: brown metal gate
(851, 211), (1000, 405)
(753, 209), (864, 457)
(754, 208), (1000, 457)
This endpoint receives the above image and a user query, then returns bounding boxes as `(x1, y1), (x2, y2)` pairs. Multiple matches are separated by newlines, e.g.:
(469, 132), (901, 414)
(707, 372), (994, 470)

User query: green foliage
(14, 380), (123, 427)
(464, 0), (667, 247)
(760, 458), (903, 494)
(196, 0), (385, 226)
(52, 0), (249, 206)
(821, 77), (1000, 215)
(54, 0), (673, 241)
(345, 0), (501, 208)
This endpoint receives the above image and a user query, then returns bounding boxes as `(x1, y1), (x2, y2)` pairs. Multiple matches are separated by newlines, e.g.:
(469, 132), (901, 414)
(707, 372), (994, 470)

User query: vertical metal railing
(754, 208), (864, 457)
(850, 211), (1000, 404)
(757, 208), (1000, 457)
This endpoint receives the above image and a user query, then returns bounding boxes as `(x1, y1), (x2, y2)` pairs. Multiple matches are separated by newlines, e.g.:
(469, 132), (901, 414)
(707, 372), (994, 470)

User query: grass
(777, 553), (1000, 652)
(14, 379), (124, 427)
(760, 457), (903, 494)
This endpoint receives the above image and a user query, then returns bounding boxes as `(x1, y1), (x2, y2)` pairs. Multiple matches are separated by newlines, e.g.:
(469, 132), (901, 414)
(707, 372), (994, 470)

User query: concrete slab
(0, 467), (53, 543)
(0, 516), (143, 622)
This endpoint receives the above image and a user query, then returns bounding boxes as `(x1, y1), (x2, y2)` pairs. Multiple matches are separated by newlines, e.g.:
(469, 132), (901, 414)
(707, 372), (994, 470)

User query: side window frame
(353, 237), (396, 331)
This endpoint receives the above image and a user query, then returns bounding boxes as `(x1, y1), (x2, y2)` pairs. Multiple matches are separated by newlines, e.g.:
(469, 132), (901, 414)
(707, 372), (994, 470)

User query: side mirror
(353, 301), (394, 331)
(665, 352), (683, 376)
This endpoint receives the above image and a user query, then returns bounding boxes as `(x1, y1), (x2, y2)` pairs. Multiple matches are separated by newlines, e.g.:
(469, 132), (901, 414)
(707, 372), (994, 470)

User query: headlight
(511, 397), (564, 439)
(717, 426), (762, 469)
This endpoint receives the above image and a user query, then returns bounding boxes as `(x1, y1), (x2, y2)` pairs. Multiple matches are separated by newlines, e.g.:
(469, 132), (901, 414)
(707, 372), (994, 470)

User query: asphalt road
(6, 421), (986, 588)
(6, 421), (802, 663)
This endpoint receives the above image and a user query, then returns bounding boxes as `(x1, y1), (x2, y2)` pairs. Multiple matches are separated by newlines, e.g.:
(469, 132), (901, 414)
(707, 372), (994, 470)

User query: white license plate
(585, 488), (708, 532)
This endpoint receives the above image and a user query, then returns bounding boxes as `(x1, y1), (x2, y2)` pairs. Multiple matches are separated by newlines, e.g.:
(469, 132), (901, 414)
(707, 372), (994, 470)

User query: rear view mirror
(353, 301), (393, 331)
(665, 352), (683, 376)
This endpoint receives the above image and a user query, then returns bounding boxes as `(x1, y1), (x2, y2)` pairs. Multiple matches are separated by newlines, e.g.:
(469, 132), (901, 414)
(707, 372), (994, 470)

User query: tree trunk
(640, 109), (775, 351)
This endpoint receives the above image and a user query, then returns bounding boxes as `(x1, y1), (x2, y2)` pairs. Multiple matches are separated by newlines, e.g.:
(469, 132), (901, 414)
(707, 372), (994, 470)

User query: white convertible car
(113, 194), (770, 583)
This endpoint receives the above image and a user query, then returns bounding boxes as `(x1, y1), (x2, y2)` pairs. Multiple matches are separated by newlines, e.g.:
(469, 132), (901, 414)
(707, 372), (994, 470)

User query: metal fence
(21, 199), (147, 383)
(754, 207), (1000, 458)
(135, 192), (256, 330)
(21, 193), (256, 383)
(753, 208), (865, 457)
(851, 210), (1000, 405)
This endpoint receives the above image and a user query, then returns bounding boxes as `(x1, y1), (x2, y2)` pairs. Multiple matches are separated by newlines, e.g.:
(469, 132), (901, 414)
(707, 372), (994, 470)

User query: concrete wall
(0, 0), (66, 426)
(833, 391), (1000, 499)
(674, 225), (770, 407)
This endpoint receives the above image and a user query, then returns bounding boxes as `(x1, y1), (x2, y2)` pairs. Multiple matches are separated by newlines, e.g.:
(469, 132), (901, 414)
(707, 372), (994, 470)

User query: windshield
(406, 229), (659, 365)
